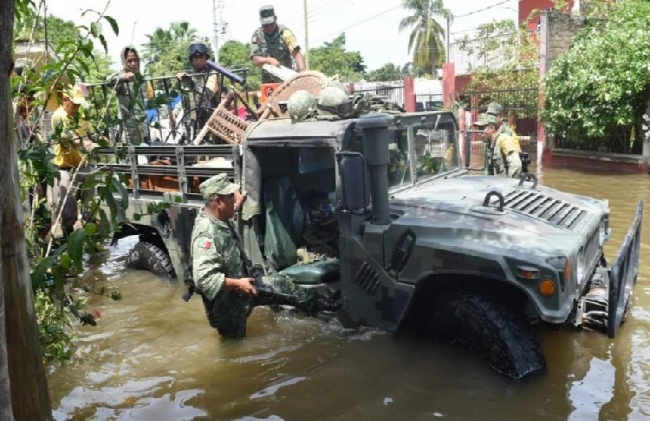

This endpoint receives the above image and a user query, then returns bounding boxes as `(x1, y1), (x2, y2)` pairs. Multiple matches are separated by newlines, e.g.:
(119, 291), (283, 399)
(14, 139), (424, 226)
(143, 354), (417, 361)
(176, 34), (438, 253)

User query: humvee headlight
(539, 279), (556, 296)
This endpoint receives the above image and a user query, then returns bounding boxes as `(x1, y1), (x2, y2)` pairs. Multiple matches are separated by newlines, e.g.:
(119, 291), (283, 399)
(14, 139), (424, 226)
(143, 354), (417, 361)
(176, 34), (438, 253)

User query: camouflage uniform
(191, 173), (323, 338)
(106, 47), (152, 145)
(250, 5), (300, 83)
(487, 102), (521, 152)
(180, 43), (220, 131)
(474, 113), (522, 179)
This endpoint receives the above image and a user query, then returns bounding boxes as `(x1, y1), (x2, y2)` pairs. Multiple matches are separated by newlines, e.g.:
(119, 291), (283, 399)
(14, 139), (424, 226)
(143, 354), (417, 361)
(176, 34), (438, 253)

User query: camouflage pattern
(287, 89), (318, 123)
(105, 110), (638, 344)
(486, 102), (504, 116)
(316, 86), (352, 119)
(199, 173), (239, 199)
(191, 213), (318, 337)
(250, 22), (298, 83)
(106, 47), (150, 145)
(487, 133), (522, 178)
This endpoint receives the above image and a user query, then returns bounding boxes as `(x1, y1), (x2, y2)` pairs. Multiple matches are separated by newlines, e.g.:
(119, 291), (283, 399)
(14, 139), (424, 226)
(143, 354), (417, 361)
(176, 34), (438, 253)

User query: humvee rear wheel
(428, 291), (545, 379)
(126, 242), (176, 281)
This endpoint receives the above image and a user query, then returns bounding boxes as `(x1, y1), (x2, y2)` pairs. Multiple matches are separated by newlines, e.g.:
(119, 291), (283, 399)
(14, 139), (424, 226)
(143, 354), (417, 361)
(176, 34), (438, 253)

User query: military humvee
(103, 110), (643, 379)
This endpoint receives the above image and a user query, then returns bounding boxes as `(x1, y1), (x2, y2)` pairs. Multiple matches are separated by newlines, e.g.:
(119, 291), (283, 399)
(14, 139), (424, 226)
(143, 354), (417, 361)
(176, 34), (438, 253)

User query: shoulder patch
(252, 34), (259, 44)
(199, 240), (212, 249)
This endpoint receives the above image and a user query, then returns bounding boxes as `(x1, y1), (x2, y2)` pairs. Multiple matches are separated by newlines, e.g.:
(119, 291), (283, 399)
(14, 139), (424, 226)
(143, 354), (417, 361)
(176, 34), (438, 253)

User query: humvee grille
(354, 263), (380, 294)
(503, 190), (587, 231)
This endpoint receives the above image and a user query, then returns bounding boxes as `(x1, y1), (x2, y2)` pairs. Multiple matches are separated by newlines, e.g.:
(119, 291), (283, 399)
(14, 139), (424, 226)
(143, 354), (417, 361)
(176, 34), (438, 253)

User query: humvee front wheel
(126, 242), (176, 281)
(427, 291), (545, 379)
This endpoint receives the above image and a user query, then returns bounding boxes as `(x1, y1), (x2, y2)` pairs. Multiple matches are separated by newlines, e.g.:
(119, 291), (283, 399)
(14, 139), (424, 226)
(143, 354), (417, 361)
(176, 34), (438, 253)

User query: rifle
(182, 222), (308, 311)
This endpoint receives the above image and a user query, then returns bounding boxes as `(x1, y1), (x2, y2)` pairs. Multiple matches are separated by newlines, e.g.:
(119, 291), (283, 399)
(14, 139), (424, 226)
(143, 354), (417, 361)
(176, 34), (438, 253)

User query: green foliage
(218, 40), (261, 90)
(309, 34), (366, 81)
(14, 12), (115, 83)
(141, 21), (209, 77)
(542, 0), (650, 153)
(399, 0), (451, 77)
(365, 63), (406, 82)
(457, 19), (540, 92)
(12, 3), (129, 364)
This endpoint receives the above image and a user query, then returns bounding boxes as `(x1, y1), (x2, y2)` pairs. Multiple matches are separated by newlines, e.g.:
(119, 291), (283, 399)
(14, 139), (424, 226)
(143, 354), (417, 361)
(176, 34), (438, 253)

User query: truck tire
(126, 242), (176, 281)
(428, 291), (545, 379)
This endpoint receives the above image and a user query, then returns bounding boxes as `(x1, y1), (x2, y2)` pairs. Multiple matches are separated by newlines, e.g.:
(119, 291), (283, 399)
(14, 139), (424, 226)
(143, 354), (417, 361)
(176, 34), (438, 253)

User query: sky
(44, 0), (519, 72)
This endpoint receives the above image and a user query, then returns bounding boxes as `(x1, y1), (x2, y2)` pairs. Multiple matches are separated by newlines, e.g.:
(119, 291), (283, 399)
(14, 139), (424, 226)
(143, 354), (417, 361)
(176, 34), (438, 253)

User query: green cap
(260, 5), (276, 25)
(199, 173), (239, 199)
(486, 102), (504, 116)
(472, 113), (497, 127)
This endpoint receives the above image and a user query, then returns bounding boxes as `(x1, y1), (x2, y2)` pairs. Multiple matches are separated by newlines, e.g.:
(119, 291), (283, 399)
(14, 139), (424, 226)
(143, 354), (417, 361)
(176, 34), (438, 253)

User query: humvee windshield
(348, 117), (461, 191)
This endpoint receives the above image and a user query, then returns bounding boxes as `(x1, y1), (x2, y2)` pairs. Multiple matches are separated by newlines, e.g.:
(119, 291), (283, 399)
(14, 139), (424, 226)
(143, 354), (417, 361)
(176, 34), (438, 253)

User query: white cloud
(44, 0), (518, 72)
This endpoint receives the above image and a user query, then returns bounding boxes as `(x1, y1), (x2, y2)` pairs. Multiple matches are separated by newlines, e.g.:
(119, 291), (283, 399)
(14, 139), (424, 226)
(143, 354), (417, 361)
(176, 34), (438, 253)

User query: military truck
(102, 110), (643, 379)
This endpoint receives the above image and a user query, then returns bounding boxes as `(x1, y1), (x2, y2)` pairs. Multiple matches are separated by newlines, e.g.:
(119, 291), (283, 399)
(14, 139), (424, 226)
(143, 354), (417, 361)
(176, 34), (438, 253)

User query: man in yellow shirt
(49, 84), (100, 236)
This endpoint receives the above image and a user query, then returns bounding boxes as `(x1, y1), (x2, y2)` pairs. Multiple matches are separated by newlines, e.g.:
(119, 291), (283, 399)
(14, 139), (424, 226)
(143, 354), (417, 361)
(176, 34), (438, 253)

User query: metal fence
(458, 87), (539, 161)
(415, 93), (444, 112)
(354, 81), (405, 108)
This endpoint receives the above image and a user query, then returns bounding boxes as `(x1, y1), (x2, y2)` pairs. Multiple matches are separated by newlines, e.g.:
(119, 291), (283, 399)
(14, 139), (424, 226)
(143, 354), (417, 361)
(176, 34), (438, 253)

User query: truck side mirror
(336, 152), (368, 212)
(464, 131), (471, 168)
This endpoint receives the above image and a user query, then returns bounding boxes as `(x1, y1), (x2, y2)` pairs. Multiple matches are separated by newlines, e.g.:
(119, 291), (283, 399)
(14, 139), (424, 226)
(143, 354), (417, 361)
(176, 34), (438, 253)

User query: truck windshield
(411, 122), (460, 182)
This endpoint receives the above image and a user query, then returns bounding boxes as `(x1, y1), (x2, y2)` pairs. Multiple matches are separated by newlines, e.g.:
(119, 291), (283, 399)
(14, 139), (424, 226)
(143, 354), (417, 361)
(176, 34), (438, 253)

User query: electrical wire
(312, 3), (403, 43)
(454, 0), (512, 18)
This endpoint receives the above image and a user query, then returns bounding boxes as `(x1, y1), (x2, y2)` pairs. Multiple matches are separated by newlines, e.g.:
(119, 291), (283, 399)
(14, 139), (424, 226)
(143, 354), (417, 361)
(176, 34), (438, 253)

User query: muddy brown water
(47, 166), (650, 421)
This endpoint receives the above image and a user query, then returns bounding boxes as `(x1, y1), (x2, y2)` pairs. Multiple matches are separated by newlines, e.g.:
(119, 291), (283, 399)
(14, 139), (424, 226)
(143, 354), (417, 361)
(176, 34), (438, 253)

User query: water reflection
(47, 167), (650, 420)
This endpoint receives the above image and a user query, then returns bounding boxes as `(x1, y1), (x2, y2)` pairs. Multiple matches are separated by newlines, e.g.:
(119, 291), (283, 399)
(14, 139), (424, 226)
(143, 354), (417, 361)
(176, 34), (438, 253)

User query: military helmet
(188, 42), (210, 60)
(288, 89), (318, 123)
(317, 86), (353, 118)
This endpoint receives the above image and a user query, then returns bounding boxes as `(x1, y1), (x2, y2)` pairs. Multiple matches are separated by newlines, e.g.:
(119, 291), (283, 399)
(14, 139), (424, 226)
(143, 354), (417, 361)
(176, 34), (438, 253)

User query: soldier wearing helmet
(177, 42), (221, 123)
(250, 5), (305, 83)
(287, 90), (317, 123)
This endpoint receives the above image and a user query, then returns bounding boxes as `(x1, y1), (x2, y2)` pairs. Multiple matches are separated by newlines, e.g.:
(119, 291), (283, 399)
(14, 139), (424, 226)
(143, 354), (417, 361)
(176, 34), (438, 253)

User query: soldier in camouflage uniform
(176, 42), (220, 130)
(250, 5), (306, 83)
(473, 113), (522, 179)
(487, 102), (521, 152)
(191, 173), (340, 338)
(106, 46), (153, 145)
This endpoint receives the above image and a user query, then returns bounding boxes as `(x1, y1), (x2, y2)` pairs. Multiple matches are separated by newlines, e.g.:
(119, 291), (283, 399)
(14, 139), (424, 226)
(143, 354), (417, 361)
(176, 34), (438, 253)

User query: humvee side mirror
(336, 152), (368, 212)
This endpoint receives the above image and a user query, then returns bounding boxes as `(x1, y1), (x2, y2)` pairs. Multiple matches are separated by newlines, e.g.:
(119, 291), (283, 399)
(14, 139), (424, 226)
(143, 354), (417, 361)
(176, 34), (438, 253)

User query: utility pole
(212, 0), (227, 62)
(303, 0), (309, 69)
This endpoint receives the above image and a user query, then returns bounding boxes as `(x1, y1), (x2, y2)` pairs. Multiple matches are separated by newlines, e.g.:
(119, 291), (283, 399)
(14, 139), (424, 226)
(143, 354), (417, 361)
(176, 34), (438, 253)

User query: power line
(313, 3), (403, 43)
(454, 0), (512, 19)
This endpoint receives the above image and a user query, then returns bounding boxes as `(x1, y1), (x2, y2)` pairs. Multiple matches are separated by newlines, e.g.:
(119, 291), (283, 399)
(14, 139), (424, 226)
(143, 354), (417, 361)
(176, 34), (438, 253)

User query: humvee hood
(390, 175), (606, 238)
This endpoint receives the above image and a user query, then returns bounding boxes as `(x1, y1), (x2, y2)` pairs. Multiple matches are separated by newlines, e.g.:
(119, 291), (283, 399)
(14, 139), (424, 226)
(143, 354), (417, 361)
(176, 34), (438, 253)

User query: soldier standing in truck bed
(250, 5), (306, 83)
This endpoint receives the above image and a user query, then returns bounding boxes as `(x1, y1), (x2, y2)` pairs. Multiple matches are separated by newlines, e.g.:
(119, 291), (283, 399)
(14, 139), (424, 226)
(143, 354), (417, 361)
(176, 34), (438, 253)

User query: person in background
(48, 84), (101, 236)
(106, 46), (154, 145)
(486, 102), (521, 152)
(473, 113), (522, 179)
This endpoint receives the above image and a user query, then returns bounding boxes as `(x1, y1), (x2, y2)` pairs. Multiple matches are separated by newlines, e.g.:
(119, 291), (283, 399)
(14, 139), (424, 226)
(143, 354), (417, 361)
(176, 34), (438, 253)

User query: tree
(13, 12), (115, 83)
(542, 0), (650, 153)
(141, 22), (211, 77)
(218, 40), (261, 90)
(309, 34), (366, 81)
(399, 0), (451, 78)
(365, 63), (404, 82)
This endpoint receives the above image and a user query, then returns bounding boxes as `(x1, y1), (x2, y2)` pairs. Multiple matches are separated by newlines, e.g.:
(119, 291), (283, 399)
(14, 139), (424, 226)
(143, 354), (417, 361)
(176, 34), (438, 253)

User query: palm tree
(170, 21), (197, 42)
(399, 0), (452, 78)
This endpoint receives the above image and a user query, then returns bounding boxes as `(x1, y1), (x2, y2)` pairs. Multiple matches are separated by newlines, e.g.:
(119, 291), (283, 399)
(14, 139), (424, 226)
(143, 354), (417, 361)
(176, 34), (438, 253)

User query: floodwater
(47, 165), (650, 421)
